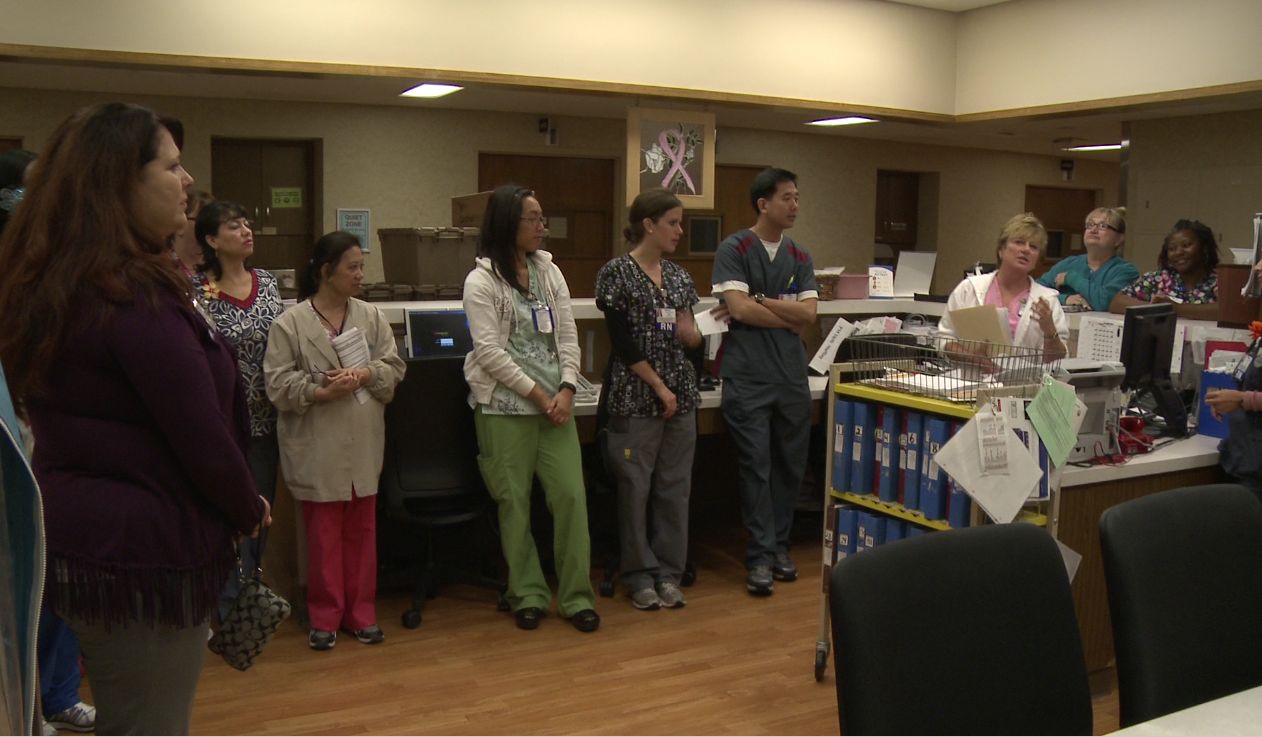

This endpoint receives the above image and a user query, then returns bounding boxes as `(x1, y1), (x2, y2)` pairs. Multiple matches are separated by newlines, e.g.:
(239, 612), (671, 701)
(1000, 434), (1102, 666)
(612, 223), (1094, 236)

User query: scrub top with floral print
(1120, 267), (1217, 305)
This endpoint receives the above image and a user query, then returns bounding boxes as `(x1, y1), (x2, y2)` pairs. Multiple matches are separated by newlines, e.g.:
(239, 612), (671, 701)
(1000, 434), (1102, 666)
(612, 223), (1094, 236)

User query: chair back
(1099, 483), (1262, 726)
(829, 523), (1092, 735)
(381, 356), (488, 525)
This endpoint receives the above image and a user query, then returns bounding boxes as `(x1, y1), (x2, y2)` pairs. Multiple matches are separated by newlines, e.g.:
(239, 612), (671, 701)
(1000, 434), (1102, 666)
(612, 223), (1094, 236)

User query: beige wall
(2, 0), (959, 115)
(7, 1), (1262, 116)
(714, 128), (1118, 291)
(957, 0), (1262, 114)
(1126, 109), (1262, 272)
(0, 86), (1118, 289)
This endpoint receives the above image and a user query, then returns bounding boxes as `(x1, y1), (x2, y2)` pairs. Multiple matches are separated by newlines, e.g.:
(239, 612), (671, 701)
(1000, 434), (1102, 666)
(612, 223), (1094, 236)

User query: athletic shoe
(308, 629), (337, 650)
(656, 581), (687, 608)
(630, 587), (662, 610)
(46, 702), (95, 733)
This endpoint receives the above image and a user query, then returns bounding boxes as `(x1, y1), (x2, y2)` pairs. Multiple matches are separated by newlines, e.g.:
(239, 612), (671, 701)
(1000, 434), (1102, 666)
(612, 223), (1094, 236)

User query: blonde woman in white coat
(264, 231), (406, 651)
(937, 213), (1069, 363)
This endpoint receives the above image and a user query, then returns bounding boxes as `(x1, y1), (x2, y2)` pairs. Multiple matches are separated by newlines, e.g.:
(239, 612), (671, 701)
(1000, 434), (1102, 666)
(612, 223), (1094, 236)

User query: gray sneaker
(746, 565), (774, 596)
(772, 551), (799, 582)
(630, 587), (662, 610)
(656, 581), (687, 608)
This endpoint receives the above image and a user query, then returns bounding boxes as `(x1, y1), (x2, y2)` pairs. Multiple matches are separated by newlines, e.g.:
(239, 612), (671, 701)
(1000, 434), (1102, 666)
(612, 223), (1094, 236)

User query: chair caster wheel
(814, 645), (829, 682)
(681, 569), (696, 587)
(599, 580), (615, 597)
(402, 609), (422, 629)
(497, 595), (510, 612)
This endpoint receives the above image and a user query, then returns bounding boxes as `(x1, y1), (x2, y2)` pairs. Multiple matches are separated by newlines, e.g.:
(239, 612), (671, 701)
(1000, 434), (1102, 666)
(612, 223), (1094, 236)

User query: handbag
(208, 542), (292, 671)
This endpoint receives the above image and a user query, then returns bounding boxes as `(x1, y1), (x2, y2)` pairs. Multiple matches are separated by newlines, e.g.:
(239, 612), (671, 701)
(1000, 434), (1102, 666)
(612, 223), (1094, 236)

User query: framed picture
(687, 215), (722, 254)
(626, 107), (716, 210)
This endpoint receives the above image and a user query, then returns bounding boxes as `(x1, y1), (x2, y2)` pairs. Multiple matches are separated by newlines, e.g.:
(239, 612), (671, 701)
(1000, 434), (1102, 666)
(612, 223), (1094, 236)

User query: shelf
(830, 489), (953, 531)
(833, 382), (975, 419)
(830, 488), (1049, 529)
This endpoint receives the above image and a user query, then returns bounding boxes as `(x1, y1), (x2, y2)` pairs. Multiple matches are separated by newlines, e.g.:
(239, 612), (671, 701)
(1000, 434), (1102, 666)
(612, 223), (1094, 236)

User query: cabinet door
(875, 171), (918, 247)
(212, 139), (316, 273)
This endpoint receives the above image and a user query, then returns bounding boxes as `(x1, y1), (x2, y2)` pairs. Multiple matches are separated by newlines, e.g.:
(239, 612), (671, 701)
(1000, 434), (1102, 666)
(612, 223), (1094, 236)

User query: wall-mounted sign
(271, 187), (303, 208)
(336, 208), (372, 253)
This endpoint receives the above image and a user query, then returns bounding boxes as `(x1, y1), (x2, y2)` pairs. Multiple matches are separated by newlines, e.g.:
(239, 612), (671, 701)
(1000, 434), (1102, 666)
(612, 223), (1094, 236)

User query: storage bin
(1197, 369), (1236, 438)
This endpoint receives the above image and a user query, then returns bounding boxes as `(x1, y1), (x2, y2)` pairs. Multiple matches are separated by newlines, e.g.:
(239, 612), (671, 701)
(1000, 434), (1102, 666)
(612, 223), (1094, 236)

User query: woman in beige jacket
(264, 230), (406, 651)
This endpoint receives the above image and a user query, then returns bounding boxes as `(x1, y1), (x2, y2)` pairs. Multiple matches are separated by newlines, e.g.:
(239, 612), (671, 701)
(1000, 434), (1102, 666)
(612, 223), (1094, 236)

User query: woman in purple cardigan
(0, 103), (270, 735)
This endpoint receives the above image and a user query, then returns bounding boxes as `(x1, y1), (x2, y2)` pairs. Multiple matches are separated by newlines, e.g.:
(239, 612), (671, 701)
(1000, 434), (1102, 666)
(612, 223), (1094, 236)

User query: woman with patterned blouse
(192, 200), (285, 621)
(1110, 219), (1220, 321)
(463, 185), (600, 633)
(596, 188), (705, 611)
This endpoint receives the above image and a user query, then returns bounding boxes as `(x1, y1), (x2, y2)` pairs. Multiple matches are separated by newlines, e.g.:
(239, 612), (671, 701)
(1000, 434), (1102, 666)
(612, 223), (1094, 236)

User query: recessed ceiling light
(400, 83), (463, 99)
(807, 116), (877, 127)
(1062, 143), (1123, 152)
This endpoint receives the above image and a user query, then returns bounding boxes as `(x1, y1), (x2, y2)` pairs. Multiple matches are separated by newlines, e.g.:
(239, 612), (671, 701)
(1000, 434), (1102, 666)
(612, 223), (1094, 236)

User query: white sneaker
(41, 718), (57, 736)
(47, 702), (96, 733)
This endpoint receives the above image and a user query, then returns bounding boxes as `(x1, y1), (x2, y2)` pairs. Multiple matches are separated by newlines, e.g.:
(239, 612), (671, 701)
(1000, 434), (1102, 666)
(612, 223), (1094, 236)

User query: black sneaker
(772, 552), (799, 582)
(568, 609), (601, 632)
(308, 629), (337, 651)
(746, 565), (774, 596)
(350, 624), (386, 644)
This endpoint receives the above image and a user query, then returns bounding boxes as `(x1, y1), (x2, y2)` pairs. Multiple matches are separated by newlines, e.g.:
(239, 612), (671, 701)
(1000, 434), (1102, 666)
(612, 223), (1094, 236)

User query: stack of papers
(331, 327), (371, 405)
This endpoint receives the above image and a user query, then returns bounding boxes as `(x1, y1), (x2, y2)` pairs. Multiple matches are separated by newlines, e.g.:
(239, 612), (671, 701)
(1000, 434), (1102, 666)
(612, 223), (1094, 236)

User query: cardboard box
(451, 191), (493, 228)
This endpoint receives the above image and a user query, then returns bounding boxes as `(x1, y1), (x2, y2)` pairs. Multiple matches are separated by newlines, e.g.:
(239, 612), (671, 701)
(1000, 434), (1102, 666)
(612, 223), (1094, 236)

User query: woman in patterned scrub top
(1110, 218), (1220, 321)
(596, 188), (707, 612)
(192, 200), (284, 621)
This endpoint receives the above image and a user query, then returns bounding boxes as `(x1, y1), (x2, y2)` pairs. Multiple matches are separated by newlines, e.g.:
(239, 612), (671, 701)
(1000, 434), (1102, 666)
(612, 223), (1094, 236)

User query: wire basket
(838, 334), (1060, 403)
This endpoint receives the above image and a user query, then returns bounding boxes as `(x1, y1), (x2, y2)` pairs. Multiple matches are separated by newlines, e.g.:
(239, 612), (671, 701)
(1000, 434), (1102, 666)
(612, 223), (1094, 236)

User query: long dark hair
(195, 200), (250, 280)
(478, 184), (532, 294)
(0, 103), (188, 400)
(301, 230), (361, 299)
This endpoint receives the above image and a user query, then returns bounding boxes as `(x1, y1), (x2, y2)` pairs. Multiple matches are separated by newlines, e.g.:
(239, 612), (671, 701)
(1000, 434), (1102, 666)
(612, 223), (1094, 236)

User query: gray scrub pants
(606, 412), (696, 590)
(720, 377), (812, 568)
(64, 612), (209, 736)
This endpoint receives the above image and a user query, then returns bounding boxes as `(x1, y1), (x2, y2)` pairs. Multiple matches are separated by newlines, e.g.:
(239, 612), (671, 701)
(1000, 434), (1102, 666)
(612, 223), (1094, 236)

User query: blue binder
(832, 399), (854, 492)
(905, 525), (927, 539)
(947, 477), (972, 528)
(836, 505), (859, 559)
(919, 416), (950, 520)
(884, 518), (906, 544)
(899, 411), (923, 509)
(877, 406), (900, 502)
(856, 511), (887, 553)
(851, 402), (875, 494)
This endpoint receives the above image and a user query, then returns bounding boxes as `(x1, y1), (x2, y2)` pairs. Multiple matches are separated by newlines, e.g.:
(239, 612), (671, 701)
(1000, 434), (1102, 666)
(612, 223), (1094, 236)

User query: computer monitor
(1118, 303), (1186, 436)
(405, 309), (472, 359)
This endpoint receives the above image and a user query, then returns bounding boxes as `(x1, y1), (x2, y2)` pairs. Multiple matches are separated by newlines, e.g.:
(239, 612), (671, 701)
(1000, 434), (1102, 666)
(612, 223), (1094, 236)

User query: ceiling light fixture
(1061, 143), (1123, 152)
(807, 116), (877, 127)
(400, 83), (463, 99)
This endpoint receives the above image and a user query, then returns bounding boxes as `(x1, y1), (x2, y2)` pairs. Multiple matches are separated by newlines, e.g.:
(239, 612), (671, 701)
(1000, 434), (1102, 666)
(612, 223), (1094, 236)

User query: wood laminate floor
(78, 520), (1120, 735)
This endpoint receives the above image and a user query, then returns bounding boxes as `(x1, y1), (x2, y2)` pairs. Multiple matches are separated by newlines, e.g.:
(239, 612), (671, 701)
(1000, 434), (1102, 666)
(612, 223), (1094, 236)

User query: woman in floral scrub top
(1111, 219), (1220, 321)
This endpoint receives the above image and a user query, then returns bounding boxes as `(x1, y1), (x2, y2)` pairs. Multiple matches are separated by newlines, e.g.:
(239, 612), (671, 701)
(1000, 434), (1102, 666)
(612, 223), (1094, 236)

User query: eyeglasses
(1084, 221), (1118, 232)
(520, 215), (548, 228)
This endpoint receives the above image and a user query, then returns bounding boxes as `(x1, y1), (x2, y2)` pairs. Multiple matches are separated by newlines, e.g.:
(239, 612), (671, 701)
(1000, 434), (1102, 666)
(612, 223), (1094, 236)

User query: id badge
(531, 304), (555, 334)
(655, 307), (677, 332)
(1233, 352), (1254, 382)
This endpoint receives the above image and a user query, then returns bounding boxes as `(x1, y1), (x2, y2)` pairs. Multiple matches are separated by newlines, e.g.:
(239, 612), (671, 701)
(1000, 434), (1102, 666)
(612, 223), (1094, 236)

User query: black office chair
(1099, 484), (1262, 727)
(380, 356), (505, 628)
(829, 523), (1092, 735)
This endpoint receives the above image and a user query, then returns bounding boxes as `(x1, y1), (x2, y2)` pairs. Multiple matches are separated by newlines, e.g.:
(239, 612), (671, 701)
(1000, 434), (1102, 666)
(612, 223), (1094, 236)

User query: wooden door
(1025, 185), (1099, 262)
(212, 139), (319, 273)
(478, 154), (615, 298)
(674, 164), (766, 289)
(875, 170), (919, 248)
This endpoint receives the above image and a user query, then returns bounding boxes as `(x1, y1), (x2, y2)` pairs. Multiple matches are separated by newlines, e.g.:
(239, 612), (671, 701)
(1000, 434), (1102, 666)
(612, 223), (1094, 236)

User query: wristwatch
(558, 381), (577, 394)
(753, 292), (766, 304)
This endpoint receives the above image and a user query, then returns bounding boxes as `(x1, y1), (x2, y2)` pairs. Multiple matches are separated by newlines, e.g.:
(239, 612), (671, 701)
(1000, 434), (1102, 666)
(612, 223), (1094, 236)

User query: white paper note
(694, 306), (730, 336)
(809, 317), (856, 375)
(935, 414), (1042, 524)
